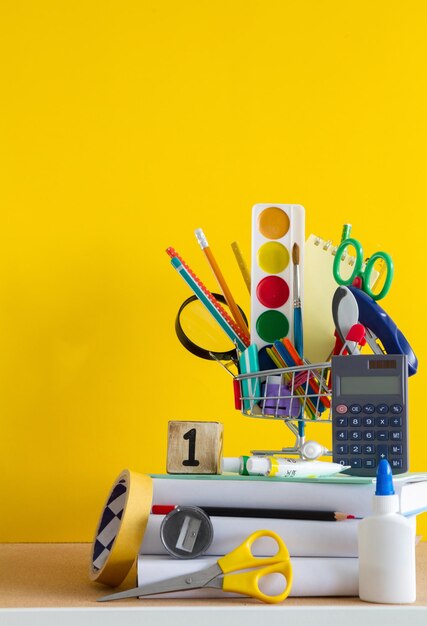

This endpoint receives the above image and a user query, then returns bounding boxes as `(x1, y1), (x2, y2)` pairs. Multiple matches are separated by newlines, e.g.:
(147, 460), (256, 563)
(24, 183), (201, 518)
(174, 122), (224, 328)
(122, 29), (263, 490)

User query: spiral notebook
(303, 234), (378, 364)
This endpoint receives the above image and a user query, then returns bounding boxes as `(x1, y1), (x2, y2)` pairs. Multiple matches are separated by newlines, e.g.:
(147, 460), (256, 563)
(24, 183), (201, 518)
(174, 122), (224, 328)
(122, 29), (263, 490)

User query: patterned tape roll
(89, 469), (153, 587)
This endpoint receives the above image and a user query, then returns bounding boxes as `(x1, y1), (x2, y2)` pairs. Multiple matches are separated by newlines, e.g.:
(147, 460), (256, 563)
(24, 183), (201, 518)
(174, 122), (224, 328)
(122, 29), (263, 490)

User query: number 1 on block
(167, 421), (224, 474)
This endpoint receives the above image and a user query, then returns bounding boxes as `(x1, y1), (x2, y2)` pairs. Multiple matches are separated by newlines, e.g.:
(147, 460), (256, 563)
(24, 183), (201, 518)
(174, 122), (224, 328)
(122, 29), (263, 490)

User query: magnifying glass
(175, 293), (248, 361)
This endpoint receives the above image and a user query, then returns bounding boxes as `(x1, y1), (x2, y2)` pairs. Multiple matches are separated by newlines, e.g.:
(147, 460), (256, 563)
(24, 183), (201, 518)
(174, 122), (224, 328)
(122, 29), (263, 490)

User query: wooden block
(167, 421), (224, 474)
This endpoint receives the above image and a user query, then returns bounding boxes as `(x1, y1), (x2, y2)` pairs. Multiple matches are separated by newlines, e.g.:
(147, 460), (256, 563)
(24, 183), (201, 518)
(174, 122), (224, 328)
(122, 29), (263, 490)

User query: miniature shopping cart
(233, 361), (333, 459)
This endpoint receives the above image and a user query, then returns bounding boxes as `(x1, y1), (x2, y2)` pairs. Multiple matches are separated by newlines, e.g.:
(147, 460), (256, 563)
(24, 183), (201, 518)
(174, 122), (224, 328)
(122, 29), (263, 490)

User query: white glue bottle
(358, 458), (416, 603)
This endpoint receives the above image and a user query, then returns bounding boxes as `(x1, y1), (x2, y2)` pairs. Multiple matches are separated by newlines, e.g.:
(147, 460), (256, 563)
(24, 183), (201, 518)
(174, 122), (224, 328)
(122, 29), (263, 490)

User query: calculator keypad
(332, 401), (408, 476)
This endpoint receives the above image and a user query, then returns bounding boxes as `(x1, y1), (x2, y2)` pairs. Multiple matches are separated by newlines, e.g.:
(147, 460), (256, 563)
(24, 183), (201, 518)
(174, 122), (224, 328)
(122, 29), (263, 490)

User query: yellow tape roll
(89, 469), (153, 587)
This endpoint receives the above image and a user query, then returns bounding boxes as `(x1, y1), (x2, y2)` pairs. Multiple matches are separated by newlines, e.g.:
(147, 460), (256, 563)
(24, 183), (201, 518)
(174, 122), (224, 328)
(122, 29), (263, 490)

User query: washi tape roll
(90, 469), (153, 587)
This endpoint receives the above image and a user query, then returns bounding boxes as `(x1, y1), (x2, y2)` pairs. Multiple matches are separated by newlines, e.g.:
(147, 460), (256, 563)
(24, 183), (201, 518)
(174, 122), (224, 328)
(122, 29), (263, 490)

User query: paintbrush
(292, 242), (305, 438)
(292, 243), (303, 358)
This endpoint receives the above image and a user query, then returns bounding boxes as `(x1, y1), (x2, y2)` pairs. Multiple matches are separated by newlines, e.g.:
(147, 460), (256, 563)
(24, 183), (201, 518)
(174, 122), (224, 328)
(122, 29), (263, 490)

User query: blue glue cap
(375, 459), (395, 496)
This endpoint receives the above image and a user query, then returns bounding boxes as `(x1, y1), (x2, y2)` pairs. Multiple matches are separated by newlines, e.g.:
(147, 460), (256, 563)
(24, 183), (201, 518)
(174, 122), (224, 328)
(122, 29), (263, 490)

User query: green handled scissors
(98, 529), (293, 604)
(333, 237), (394, 301)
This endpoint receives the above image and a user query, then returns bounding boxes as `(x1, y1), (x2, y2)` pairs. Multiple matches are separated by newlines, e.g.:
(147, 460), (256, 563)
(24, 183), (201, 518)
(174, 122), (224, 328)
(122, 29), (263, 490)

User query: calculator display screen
(340, 376), (400, 395)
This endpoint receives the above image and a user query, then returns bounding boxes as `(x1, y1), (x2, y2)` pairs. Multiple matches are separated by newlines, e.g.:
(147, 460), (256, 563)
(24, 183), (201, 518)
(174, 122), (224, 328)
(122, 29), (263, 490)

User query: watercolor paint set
(250, 204), (305, 350)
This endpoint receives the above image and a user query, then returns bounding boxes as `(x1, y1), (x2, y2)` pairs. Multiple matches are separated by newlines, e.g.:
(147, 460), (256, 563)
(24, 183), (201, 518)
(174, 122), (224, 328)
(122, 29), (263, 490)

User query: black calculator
(331, 354), (408, 476)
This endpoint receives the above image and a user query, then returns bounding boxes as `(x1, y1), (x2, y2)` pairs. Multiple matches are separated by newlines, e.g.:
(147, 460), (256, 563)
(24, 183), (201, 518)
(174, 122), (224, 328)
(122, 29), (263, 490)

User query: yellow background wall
(0, 1), (426, 541)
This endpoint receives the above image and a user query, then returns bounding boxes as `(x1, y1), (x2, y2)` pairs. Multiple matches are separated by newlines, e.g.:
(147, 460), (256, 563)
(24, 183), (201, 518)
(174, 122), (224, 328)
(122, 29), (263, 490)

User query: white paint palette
(250, 203), (305, 350)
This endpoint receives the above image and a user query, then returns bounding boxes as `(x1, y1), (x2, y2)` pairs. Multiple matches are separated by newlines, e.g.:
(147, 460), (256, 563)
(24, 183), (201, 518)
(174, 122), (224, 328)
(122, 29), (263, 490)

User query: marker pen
(246, 456), (350, 478)
(221, 456), (250, 475)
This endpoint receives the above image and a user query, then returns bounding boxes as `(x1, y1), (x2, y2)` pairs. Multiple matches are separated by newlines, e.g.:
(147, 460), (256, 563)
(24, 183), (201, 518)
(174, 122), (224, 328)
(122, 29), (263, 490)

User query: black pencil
(152, 505), (355, 521)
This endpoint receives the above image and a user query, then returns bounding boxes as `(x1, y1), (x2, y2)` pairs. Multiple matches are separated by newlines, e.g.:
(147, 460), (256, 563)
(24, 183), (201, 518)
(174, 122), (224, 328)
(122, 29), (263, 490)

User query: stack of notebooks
(138, 472), (427, 598)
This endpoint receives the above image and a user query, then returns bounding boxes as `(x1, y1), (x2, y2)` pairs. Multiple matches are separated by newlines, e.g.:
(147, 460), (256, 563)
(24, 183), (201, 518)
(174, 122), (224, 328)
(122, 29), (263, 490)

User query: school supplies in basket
(235, 355), (332, 458)
(273, 338), (331, 412)
(166, 209), (418, 471)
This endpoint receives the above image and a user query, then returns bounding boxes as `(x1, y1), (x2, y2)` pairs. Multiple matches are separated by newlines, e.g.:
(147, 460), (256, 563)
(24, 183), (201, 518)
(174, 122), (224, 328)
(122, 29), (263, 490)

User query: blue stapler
(348, 285), (418, 376)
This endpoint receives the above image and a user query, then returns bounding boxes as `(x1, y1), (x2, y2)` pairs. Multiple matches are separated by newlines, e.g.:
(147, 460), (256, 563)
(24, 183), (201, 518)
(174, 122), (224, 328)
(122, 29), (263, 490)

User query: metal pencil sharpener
(160, 506), (213, 558)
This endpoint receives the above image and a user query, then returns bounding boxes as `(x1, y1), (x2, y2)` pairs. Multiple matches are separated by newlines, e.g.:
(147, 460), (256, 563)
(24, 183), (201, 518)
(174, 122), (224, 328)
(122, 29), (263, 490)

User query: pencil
(167, 247), (250, 351)
(341, 223), (352, 242)
(195, 228), (250, 336)
(231, 241), (251, 293)
(152, 505), (356, 521)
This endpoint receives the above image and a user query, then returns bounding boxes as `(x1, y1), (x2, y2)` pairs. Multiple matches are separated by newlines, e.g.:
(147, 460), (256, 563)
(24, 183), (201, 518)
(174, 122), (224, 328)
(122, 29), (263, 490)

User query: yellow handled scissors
(98, 529), (293, 604)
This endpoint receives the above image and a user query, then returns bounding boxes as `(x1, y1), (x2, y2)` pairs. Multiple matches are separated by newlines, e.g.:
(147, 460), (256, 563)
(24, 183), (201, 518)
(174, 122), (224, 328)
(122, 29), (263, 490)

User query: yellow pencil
(195, 228), (250, 337)
(231, 241), (251, 293)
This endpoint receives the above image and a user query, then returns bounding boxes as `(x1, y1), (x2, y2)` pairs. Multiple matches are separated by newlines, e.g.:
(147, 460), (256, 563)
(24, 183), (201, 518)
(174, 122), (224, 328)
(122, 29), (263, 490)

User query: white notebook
(140, 514), (361, 557)
(137, 554), (359, 597)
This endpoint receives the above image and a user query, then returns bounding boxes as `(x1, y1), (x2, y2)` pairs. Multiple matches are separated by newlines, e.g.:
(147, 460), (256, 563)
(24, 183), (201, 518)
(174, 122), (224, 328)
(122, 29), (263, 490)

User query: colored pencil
(195, 228), (250, 337)
(231, 240), (251, 293)
(167, 248), (250, 351)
